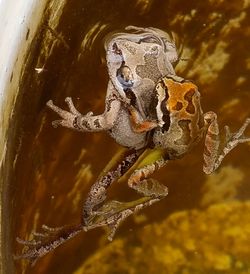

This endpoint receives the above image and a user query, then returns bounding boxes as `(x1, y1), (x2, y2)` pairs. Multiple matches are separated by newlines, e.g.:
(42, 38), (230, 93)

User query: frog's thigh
(203, 112), (250, 174)
(128, 158), (168, 197)
(203, 111), (220, 173)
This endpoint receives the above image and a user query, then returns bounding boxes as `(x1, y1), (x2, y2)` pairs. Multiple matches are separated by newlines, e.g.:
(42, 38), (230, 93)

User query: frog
(47, 26), (179, 150)
(15, 26), (250, 264)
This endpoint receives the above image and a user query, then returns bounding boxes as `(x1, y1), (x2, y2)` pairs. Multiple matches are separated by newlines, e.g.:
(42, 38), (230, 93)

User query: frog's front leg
(46, 93), (121, 132)
(203, 111), (250, 174)
(127, 105), (158, 133)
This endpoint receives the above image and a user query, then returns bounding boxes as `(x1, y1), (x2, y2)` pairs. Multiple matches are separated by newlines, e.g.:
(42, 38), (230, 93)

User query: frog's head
(104, 26), (179, 98)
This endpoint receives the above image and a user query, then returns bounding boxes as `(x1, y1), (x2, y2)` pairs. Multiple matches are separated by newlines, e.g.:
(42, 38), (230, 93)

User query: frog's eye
(163, 40), (176, 49)
(116, 64), (134, 88)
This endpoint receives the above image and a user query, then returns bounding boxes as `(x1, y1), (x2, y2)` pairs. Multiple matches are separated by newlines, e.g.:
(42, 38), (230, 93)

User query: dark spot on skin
(73, 117), (78, 128)
(103, 173), (114, 188)
(26, 28), (30, 40)
(173, 101), (183, 111)
(119, 159), (131, 174)
(94, 119), (101, 128)
(175, 119), (191, 145)
(80, 119), (92, 130)
(118, 153), (139, 175)
(184, 89), (195, 114)
(73, 117), (82, 130)
(106, 97), (117, 112)
(112, 43), (122, 55)
(184, 89), (195, 101)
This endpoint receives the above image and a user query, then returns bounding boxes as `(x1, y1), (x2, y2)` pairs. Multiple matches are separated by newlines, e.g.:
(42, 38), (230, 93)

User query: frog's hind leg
(203, 112), (250, 174)
(128, 157), (168, 197)
(83, 153), (169, 241)
(15, 223), (83, 264)
(82, 149), (143, 227)
(106, 157), (169, 240)
(15, 149), (139, 263)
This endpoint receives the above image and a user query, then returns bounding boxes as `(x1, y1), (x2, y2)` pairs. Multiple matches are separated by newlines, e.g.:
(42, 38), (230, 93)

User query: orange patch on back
(162, 78), (198, 117)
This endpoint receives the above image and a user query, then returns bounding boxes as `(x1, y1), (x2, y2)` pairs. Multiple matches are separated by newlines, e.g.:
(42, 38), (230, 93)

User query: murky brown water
(7, 0), (250, 273)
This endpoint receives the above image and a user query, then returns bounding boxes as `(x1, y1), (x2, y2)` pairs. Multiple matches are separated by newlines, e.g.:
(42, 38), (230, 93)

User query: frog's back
(153, 76), (205, 158)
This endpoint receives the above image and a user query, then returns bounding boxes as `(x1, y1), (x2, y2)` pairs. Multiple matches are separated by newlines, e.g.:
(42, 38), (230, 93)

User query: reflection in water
(12, 0), (250, 273)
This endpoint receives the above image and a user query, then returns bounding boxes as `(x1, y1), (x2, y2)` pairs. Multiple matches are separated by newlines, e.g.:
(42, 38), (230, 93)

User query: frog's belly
(108, 108), (147, 150)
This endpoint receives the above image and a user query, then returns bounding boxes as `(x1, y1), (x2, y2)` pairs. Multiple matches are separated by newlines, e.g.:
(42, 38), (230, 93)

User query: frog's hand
(203, 112), (250, 174)
(14, 224), (83, 265)
(128, 105), (158, 133)
(47, 94), (120, 132)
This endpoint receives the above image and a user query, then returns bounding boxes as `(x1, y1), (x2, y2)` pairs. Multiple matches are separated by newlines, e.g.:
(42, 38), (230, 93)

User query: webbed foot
(224, 118), (250, 146)
(14, 224), (83, 265)
(83, 196), (162, 241)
